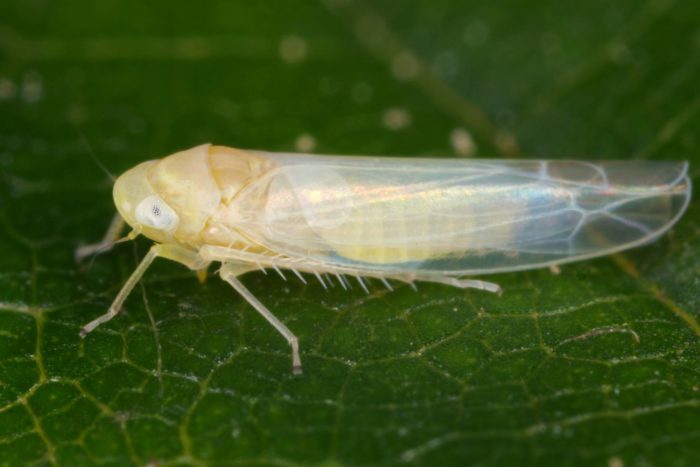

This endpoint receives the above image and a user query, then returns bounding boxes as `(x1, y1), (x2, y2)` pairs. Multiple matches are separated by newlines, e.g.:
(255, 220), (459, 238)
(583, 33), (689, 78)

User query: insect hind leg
(380, 273), (502, 295)
(430, 276), (502, 295)
(219, 263), (303, 375)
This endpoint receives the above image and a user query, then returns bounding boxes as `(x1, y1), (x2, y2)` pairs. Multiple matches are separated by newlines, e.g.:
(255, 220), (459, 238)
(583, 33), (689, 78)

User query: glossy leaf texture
(0, 0), (699, 465)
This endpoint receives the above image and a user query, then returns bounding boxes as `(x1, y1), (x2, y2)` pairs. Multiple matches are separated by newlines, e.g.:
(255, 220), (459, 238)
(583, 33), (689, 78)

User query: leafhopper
(77, 144), (691, 373)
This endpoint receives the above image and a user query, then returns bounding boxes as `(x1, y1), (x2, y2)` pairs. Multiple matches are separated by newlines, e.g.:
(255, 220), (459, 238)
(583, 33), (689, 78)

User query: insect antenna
(75, 129), (116, 182)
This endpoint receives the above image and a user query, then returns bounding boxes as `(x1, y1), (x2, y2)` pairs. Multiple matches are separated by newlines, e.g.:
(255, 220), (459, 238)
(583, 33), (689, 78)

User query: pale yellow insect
(78, 144), (691, 373)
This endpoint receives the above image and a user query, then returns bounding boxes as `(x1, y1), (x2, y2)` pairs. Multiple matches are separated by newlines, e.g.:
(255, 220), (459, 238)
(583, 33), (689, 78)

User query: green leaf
(1, 0), (699, 465)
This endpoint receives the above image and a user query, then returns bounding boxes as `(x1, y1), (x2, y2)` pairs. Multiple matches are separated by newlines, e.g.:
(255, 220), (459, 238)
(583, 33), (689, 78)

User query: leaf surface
(1, 0), (699, 465)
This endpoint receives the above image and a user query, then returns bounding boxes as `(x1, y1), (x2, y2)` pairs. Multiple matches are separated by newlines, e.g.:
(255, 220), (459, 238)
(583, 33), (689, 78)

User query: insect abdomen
(331, 189), (525, 264)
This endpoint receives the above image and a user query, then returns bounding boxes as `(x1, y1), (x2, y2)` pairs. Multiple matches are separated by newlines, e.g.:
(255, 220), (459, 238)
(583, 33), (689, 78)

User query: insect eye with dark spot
(135, 195), (180, 231)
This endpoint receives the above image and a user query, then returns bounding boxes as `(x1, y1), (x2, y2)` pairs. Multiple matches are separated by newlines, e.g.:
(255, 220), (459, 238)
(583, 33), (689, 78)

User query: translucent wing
(230, 152), (691, 276)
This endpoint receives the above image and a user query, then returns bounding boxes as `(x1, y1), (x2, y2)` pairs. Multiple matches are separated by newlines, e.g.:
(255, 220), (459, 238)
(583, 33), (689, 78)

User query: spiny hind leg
(219, 262), (303, 375)
(422, 275), (502, 295)
(80, 244), (209, 336)
(373, 272), (502, 295)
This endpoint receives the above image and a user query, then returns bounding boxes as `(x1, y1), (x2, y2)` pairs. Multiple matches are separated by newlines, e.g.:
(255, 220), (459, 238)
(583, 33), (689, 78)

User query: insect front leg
(80, 243), (209, 337)
(219, 262), (303, 375)
(75, 213), (125, 262)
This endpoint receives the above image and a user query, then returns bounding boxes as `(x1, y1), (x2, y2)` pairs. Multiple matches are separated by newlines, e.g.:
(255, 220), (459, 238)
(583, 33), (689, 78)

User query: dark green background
(1, 0), (699, 465)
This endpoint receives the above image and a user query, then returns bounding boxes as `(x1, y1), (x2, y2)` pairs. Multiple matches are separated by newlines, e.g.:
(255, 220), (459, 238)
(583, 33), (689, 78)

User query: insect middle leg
(219, 262), (303, 375)
(80, 243), (209, 337)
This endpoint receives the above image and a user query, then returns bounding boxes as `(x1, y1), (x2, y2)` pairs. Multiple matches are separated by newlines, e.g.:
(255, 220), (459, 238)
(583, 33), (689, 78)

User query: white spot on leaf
(383, 107), (412, 130)
(21, 71), (43, 103)
(295, 133), (316, 152)
(279, 35), (307, 64)
(392, 52), (419, 81)
(0, 77), (17, 100)
(450, 128), (476, 157)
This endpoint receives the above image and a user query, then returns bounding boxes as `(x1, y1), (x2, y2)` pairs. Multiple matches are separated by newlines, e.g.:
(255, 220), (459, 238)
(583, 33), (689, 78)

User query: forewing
(232, 153), (690, 275)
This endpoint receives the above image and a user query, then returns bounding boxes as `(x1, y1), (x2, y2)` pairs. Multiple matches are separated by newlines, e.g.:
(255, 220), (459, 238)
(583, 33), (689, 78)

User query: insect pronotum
(77, 144), (691, 373)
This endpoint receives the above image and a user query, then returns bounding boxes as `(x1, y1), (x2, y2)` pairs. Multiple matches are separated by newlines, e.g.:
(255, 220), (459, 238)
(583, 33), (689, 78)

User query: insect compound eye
(135, 195), (179, 231)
